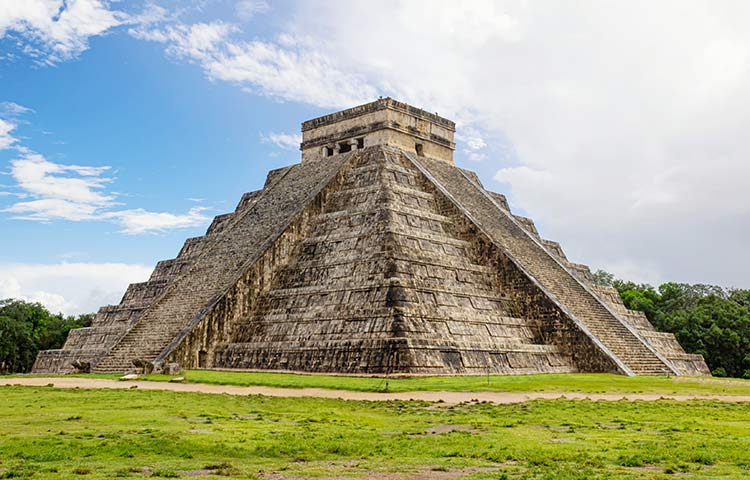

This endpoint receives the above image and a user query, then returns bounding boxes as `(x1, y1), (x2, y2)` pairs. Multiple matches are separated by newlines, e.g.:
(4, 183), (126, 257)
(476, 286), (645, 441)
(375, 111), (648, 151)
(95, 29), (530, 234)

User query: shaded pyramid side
(210, 146), (621, 374)
(474, 184), (709, 376)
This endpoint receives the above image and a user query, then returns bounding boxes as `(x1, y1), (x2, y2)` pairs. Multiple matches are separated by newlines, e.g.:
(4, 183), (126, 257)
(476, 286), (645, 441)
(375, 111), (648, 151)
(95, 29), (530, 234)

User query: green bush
(0, 299), (93, 373)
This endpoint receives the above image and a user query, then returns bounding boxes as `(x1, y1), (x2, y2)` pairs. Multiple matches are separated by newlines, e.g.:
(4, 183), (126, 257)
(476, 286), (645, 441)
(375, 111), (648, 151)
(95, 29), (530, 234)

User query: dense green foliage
(0, 299), (93, 373)
(2, 386), (750, 479)
(594, 271), (750, 378)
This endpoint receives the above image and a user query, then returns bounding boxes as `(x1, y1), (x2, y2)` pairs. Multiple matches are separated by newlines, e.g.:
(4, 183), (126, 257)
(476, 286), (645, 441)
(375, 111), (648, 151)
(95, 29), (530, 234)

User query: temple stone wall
(213, 148), (618, 374)
(302, 98), (455, 164)
(420, 167), (622, 375)
(591, 285), (710, 376)
(33, 98), (709, 377)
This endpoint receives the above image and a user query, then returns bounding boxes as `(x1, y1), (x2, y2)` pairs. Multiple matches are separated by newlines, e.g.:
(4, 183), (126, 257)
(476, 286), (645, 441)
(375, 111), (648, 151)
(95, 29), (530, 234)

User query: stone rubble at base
(32, 98), (710, 377)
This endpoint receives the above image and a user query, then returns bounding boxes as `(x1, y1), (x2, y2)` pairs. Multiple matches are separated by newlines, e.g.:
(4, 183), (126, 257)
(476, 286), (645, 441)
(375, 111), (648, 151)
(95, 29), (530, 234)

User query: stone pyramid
(33, 99), (709, 376)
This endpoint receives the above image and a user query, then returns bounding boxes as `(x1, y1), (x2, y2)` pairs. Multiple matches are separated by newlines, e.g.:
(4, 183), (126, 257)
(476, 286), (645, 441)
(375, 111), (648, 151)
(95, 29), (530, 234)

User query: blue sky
(1, 25), (314, 262)
(1, 1), (749, 314)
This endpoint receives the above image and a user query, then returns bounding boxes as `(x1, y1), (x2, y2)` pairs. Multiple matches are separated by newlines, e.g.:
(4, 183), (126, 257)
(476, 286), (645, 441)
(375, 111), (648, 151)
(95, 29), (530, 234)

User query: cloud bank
(3, 1), (749, 289)
(129, 20), (378, 108)
(0, 118), (17, 150)
(260, 131), (301, 151)
(0, 262), (151, 315)
(133, 0), (750, 286)
(0, 0), (125, 64)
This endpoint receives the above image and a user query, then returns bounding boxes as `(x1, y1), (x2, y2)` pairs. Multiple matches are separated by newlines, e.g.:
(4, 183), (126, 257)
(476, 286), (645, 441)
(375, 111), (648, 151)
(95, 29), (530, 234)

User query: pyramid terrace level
(32, 99), (709, 377)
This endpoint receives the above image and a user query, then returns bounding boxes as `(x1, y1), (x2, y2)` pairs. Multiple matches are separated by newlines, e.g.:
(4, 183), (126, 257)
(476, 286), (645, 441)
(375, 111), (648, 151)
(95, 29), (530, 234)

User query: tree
(619, 287), (661, 324)
(660, 295), (750, 378)
(37, 312), (93, 352)
(592, 269), (615, 287)
(659, 282), (727, 314)
(607, 278), (663, 323)
(0, 314), (36, 373)
(729, 289), (750, 310)
(0, 299), (94, 373)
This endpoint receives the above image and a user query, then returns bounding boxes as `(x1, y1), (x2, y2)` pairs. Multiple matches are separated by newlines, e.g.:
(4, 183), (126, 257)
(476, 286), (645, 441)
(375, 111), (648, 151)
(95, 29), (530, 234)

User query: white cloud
(2, 152), (211, 233)
(3, 151), (114, 221)
(5, 197), (101, 222)
(3, 1), (747, 287)
(455, 127), (489, 162)
(0, 0), (126, 64)
(209, 0), (745, 288)
(129, 21), (378, 108)
(260, 131), (301, 151)
(235, 0), (270, 22)
(0, 102), (33, 116)
(0, 102), (35, 157)
(1, 110), (211, 234)
(105, 206), (209, 235)
(130, 20), (238, 59)
(128, 2), (169, 26)
(0, 262), (152, 315)
(10, 153), (113, 206)
(0, 118), (17, 150)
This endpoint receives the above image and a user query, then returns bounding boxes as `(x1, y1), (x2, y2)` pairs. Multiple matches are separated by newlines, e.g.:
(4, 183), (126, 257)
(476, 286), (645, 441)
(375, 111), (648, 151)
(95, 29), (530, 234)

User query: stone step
(329, 181), (434, 201)
(301, 226), (470, 250)
(315, 204), (452, 225)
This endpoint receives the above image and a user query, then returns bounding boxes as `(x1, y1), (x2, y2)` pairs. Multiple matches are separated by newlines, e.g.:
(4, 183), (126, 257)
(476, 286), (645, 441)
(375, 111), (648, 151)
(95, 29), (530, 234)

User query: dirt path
(5, 377), (750, 404)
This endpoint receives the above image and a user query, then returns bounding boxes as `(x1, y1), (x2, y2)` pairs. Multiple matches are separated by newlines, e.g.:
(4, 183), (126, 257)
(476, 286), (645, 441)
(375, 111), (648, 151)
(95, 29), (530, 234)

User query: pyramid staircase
(91, 155), (350, 373)
(407, 153), (676, 375)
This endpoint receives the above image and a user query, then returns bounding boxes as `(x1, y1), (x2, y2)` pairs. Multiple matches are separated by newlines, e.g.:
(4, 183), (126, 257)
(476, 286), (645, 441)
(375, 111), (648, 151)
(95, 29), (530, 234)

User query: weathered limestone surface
(33, 98), (709, 376)
(33, 212), (226, 373)
(215, 147), (596, 374)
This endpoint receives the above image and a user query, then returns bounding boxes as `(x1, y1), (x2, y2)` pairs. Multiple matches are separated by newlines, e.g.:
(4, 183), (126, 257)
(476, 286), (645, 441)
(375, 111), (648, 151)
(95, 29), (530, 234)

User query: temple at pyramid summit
(33, 98), (709, 376)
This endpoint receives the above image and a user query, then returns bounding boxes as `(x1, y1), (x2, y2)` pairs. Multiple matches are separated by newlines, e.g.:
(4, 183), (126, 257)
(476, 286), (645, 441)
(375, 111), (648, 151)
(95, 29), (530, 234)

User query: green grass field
(29, 370), (750, 397)
(1, 385), (750, 479)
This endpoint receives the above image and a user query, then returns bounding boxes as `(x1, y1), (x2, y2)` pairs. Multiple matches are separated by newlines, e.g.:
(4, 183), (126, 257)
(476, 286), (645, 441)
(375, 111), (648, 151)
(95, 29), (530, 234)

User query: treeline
(593, 271), (750, 378)
(0, 299), (93, 373)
